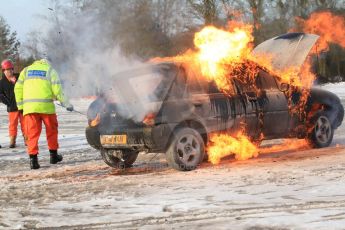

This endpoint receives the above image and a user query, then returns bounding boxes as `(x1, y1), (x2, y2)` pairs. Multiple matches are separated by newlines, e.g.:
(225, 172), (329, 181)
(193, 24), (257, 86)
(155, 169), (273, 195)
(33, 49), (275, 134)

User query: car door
(255, 70), (289, 137)
(233, 79), (260, 138)
(187, 75), (242, 133)
(206, 81), (236, 132)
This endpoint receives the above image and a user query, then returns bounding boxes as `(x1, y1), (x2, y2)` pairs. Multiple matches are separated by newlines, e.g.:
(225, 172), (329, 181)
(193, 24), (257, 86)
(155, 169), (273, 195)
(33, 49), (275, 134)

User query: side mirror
(280, 83), (289, 92)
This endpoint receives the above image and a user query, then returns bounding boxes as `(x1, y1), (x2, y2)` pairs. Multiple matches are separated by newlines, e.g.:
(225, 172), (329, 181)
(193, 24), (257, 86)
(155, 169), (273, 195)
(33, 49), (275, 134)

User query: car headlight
(89, 113), (100, 127)
(142, 112), (156, 126)
(87, 97), (106, 127)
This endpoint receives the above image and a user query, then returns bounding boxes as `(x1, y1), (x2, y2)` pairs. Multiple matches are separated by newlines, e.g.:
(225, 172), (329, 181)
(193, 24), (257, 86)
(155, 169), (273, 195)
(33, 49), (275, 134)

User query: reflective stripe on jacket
(14, 59), (68, 115)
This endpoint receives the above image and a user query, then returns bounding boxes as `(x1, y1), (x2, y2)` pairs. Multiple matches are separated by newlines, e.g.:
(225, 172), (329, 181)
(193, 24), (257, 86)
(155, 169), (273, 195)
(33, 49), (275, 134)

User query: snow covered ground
(1, 83), (345, 229)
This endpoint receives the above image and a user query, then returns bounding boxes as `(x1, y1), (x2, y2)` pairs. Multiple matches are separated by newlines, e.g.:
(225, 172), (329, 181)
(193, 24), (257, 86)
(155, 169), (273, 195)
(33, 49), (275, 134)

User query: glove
(66, 104), (74, 112)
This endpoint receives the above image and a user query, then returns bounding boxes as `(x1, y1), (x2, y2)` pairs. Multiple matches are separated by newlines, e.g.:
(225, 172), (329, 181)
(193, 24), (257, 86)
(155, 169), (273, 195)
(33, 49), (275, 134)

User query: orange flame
(207, 132), (259, 164)
(260, 139), (310, 154)
(297, 11), (345, 51)
(152, 22), (254, 92)
(153, 21), (315, 91)
(195, 24), (254, 91)
(90, 113), (100, 127)
(195, 25), (253, 77)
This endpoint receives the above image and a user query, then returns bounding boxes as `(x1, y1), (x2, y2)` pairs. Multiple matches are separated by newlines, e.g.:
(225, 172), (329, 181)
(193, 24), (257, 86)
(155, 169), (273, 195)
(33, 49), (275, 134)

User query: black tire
(203, 151), (209, 162)
(166, 127), (205, 171)
(251, 139), (262, 147)
(307, 111), (334, 148)
(100, 149), (139, 168)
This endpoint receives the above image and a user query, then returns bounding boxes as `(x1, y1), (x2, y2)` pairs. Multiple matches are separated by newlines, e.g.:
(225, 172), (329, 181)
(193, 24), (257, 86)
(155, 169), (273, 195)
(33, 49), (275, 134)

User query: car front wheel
(166, 127), (205, 171)
(308, 111), (334, 148)
(100, 149), (139, 168)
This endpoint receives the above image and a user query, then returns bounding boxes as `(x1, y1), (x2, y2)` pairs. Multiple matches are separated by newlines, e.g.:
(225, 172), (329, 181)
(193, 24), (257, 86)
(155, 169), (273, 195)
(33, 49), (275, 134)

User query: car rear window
(108, 64), (177, 104)
(129, 72), (165, 102)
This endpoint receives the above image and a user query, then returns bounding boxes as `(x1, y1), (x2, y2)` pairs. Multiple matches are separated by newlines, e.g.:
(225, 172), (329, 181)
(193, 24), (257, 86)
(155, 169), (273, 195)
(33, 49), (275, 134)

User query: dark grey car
(85, 33), (344, 171)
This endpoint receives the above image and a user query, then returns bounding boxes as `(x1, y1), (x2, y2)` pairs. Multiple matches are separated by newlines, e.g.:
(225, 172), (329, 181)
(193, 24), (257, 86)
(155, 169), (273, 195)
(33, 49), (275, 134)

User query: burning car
(85, 33), (344, 171)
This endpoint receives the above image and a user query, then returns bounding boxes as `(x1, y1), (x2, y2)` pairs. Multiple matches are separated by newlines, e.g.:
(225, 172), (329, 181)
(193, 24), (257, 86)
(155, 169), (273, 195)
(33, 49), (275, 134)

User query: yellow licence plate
(100, 135), (127, 145)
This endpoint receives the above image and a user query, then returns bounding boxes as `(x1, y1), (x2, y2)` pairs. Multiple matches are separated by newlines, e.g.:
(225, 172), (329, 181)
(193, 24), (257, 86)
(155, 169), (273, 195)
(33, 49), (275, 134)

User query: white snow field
(1, 83), (345, 229)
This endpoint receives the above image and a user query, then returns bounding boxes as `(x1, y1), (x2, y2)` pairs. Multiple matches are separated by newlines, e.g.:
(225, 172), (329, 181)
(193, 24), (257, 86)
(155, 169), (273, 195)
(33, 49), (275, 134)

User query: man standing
(15, 59), (74, 169)
(0, 59), (25, 148)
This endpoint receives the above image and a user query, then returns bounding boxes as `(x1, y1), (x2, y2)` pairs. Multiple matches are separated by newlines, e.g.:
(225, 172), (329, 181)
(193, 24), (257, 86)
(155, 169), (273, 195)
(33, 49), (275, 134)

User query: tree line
(0, 0), (344, 83)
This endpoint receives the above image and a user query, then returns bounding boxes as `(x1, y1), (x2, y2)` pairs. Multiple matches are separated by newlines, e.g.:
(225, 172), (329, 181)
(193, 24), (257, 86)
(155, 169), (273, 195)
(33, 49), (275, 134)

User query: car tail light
(143, 113), (156, 126)
(89, 113), (100, 127)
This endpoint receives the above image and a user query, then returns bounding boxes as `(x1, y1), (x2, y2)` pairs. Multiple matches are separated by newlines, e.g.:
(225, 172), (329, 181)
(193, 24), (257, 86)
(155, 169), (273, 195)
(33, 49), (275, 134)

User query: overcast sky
(0, 0), (50, 43)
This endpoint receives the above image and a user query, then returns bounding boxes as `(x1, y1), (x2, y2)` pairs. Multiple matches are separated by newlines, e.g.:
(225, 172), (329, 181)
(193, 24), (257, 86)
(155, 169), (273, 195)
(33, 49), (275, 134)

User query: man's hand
(66, 104), (74, 112)
(0, 94), (9, 105)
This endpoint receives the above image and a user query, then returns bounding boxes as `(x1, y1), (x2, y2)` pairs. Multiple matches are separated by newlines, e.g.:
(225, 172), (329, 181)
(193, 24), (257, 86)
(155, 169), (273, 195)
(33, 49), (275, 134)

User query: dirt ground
(1, 90), (345, 229)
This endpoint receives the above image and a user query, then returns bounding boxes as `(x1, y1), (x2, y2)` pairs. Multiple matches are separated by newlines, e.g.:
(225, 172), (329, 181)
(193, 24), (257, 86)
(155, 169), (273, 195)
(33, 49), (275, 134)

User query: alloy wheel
(314, 115), (331, 144)
(176, 134), (201, 165)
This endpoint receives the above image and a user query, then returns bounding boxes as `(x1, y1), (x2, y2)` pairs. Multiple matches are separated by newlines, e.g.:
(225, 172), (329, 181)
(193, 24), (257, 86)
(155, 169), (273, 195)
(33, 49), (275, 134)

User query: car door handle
(247, 96), (257, 102)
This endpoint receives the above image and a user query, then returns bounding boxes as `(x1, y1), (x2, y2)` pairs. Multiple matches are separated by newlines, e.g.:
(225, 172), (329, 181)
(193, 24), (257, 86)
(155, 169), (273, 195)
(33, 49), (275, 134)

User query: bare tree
(21, 31), (41, 59)
(0, 16), (20, 62)
(153, 0), (191, 36)
(246, 0), (265, 44)
(314, 0), (338, 9)
(187, 0), (221, 25)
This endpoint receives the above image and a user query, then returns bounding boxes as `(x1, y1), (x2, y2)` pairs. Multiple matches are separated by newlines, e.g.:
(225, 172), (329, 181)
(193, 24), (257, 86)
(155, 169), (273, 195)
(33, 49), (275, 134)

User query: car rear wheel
(307, 111), (334, 148)
(166, 127), (205, 171)
(100, 149), (139, 168)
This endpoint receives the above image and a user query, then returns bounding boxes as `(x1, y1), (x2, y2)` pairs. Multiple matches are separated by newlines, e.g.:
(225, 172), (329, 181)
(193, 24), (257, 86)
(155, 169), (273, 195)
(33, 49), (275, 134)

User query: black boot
(30, 154), (40, 170)
(9, 136), (16, 148)
(50, 150), (63, 164)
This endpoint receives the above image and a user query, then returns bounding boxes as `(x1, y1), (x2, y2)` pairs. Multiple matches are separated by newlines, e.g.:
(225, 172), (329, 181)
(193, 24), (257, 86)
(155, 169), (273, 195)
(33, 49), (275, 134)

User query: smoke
(43, 4), (139, 97)
(41, 2), (166, 122)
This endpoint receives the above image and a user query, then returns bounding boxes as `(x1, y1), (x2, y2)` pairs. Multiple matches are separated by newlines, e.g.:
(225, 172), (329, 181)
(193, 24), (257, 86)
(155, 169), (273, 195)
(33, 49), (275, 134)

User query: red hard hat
(1, 59), (14, 70)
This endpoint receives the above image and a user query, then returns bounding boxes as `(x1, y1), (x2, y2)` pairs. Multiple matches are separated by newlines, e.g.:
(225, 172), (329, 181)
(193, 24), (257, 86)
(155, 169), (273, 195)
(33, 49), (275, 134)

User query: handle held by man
(56, 103), (86, 116)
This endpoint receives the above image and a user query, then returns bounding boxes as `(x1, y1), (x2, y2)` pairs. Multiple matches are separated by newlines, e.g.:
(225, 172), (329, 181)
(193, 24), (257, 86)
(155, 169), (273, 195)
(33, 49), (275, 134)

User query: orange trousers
(8, 111), (25, 137)
(24, 113), (59, 155)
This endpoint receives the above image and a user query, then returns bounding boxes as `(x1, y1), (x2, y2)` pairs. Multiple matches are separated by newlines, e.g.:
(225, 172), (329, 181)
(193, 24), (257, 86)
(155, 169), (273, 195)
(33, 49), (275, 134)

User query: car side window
(165, 67), (188, 99)
(176, 67), (187, 86)
(185, 69), (208, 94)
(256, 71), (278, 90)
(188, 77), (206, 94)
(208, 79), (236, 95)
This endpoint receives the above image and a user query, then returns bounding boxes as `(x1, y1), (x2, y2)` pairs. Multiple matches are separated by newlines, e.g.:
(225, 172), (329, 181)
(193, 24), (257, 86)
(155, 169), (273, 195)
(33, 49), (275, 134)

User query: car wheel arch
(307, 103), (337, 128)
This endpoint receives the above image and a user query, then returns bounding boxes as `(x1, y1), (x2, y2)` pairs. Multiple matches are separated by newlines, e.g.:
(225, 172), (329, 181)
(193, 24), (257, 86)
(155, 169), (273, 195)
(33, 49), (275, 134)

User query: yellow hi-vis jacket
(14, 59), (69, 116)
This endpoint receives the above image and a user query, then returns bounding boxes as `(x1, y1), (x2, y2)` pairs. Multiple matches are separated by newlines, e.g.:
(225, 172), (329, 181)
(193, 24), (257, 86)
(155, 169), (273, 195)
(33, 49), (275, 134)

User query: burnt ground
(1, 91), (345, 229)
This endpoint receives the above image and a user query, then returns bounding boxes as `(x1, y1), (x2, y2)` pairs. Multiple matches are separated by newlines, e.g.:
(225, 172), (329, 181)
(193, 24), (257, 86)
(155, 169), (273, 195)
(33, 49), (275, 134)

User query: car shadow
(109, 162), (171, 176)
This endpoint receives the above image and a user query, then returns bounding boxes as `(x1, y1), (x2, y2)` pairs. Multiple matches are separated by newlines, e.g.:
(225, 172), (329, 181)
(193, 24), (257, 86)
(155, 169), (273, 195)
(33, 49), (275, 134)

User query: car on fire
(85, 33), (344, 171)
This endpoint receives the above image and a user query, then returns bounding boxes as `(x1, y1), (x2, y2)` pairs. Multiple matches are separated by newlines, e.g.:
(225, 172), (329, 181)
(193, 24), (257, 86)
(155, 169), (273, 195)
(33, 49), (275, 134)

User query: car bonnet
(252, 33), (319, 71)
